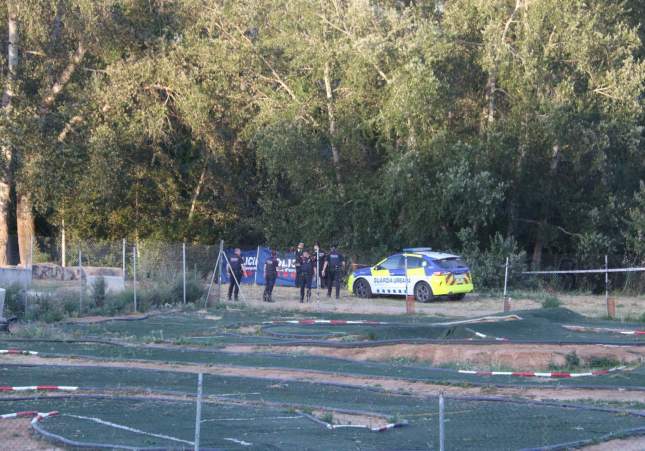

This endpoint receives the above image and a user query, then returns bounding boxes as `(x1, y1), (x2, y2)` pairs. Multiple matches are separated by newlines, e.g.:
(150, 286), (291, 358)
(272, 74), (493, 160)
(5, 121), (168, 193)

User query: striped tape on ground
(0, 385), (78, 392)
(0, 349), (39, 356)
(563, 325), (645, 336)
(1, 411), (58, 421)
(263, 319), (388, 325)
(458, 366), (626, 378)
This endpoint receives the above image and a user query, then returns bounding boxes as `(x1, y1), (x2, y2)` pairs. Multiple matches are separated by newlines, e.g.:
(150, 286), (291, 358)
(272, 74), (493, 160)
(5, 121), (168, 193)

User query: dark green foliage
(542, 296), (562, 309)
(91, 277), (107, 308)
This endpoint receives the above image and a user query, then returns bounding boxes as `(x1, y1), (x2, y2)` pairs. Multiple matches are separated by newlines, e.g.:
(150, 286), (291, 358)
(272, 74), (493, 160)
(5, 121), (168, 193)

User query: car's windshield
(434, 258), (467, 270)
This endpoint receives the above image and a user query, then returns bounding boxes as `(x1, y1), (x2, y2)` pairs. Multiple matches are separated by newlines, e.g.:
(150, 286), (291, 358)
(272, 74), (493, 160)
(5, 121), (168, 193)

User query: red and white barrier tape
(458, 366), (626, 378)
(0, 385), (78, 392)
(0, 349), (39, 356)
(31, 411), (59, 424)
(263, 319), (388, 325)
(563, 325), (645, 336)
(1, 411), (58, 421)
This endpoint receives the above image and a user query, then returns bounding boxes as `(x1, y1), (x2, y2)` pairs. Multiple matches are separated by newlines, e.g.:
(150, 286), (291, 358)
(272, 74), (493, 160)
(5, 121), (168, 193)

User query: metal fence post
(61, 219), (66, 268)
(439, 392), (445, 451)
(503, 256), (509, 297)
(605, 254), (609, 308)
(29, 235), (33, 268)
(122, 239), (126, 282)
(254, 245), (260, 286)
(217, 240), (223, 303)
(78, 248), (83, 314)
(183, 242), (187, 304)
(133, 245), (137, 312)
(194, 372), (203, 451)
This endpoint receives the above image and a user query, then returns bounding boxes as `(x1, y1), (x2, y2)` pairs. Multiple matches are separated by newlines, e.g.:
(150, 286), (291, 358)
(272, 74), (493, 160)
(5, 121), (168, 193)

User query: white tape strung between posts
(63, 414), (194, 446)
(522, 267), (645, 275)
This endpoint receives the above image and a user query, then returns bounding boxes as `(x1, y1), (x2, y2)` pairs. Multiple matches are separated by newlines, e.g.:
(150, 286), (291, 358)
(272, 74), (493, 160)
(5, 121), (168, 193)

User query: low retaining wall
(0, 267), (32, 288)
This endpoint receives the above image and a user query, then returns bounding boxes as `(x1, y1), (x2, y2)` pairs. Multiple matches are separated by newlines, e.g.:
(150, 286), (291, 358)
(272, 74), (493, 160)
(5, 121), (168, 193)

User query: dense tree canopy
(0, 0), (643, 268)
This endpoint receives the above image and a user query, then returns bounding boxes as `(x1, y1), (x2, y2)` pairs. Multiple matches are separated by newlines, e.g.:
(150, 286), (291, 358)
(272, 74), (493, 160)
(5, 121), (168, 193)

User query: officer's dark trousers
(228, 272), (242, 300)
(327, 271), (340, 298)
(295, 269), (302, 288)
(300, 274), (312, 302)
(264, 275), (276, 301)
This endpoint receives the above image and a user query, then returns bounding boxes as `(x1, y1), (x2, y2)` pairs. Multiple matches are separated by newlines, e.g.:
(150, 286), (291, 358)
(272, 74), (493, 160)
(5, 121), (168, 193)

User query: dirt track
(225, 342), (645, 370)
(5, 354), (645, 404)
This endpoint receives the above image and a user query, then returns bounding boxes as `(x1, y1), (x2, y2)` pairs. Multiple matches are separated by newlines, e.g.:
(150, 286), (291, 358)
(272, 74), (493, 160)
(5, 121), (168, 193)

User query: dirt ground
(6, 355), (645, 404)
(225, 343), (645, 371)
(581, 436), (645, 450)
(0, 418), (62, 451)
(221, 285), (643, 319)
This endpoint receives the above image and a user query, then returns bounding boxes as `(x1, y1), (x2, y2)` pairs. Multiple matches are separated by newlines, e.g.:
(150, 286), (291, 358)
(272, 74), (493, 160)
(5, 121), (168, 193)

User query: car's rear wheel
(414, 281), (433, 303)
(449, 293), (466, 301)
(353, 279), (373, 298)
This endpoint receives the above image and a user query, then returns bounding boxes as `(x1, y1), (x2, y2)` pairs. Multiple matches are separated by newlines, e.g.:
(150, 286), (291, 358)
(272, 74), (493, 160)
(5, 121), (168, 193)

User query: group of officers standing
(226, 243), (345, 303)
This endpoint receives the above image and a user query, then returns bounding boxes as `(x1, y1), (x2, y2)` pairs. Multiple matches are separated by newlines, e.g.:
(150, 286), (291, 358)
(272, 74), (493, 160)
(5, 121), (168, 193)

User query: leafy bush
(91, 277), (107, 308)
(24, 293), (66, 323)
(565, 351), (580, 368)
(542, 295), (561, 309)
(457, 230), (527, 290)
(3, 283), (26, 318)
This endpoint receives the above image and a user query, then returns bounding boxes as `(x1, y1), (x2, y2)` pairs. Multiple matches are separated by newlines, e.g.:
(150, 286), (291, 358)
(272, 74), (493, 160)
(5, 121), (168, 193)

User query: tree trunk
(188, 157), (208, 222)
(323, 61), (342, 188)
(16, 191), (34, 266)
(0, 5), (18, 266)
(40, 40), (86, 115)
(531, 144), (561, 269)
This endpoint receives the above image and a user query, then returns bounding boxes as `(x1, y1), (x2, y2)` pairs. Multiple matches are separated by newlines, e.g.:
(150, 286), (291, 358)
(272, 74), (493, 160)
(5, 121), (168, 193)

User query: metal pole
(78, 248), (83, 314)
(439, 392), (445, 451)
(183, 242), (187, 304)
(122, 239), (126, 282)
(503, 256), (509, 297)
(254, 246), (260, 286)
(216, 240), (223, 303)
(194, 372), (203, 451)
(61, 219), (66, 267)
(133, 245), (137, 312)
(205, 251), (222, 307)
(605, 254), (609, 308)
(29, 235), (33, 268)
(316, 249), (320, 303)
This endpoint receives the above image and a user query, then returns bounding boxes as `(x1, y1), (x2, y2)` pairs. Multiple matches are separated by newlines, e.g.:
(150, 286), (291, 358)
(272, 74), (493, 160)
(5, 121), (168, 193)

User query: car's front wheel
(414, 281), (433, 303)
(353, 279), (373, 298)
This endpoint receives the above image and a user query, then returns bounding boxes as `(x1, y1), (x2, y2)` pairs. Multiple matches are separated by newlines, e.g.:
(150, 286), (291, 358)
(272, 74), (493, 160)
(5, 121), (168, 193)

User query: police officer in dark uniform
(263, 250), (280, 303)
(313, 242), (326, 289)
(294, 242), (305, 289)
(322, 244), (344, 299)
(299, 250), (314, 303)
(227, 248), (246, 301)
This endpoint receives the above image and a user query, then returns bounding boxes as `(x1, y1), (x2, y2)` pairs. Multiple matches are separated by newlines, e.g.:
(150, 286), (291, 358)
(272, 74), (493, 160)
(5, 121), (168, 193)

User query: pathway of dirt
(0, 418), (62, 451)
(4, 354), (644, 404)
(225, 343), (645, 371)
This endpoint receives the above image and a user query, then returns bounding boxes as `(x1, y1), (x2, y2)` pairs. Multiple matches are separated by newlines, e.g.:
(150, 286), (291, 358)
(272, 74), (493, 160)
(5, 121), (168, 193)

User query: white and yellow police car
(347, 248), (474, 302)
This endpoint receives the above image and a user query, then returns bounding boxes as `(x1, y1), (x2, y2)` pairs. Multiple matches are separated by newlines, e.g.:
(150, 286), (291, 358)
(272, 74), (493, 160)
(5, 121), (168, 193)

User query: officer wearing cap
(299, 250), (314, 303)
(227, 248), (246, 301)
(322, 244), (344, 299)
(263, 250), (280, 303)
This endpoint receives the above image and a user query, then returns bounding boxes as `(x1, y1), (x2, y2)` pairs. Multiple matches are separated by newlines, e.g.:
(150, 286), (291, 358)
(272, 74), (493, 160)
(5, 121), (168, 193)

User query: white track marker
(64, 414), (194, 446)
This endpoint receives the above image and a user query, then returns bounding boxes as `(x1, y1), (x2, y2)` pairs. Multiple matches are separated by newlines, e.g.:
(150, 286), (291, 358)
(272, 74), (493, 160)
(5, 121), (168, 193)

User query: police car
(347, 248), (474, 302)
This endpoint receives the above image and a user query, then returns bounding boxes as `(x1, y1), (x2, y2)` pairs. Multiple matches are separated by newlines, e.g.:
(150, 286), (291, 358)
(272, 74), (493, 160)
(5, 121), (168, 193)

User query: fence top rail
(522, 267), (645, 275)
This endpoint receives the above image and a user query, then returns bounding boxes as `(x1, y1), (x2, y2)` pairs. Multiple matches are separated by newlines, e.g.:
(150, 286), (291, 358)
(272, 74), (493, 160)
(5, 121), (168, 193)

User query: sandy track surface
(4, 354), (645, 404)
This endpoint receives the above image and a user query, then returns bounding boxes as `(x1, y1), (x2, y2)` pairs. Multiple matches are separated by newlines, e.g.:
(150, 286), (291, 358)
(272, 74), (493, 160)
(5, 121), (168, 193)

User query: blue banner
(222, 247), (318, 287)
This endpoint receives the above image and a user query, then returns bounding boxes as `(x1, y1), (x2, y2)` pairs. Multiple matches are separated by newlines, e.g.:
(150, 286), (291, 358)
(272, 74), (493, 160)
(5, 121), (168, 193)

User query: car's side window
(380, 255), (403, 270)
(406, 257), (423, 268)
